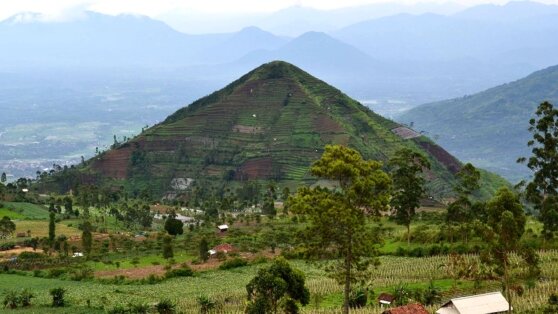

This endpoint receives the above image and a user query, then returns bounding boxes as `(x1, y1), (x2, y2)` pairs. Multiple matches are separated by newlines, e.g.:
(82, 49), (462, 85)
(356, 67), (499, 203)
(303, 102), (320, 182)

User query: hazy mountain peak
(454, 0), (558, 21)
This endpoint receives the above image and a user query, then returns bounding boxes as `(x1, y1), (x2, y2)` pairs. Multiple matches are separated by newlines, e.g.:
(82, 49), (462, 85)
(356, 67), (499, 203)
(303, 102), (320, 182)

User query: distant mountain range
(2, 2), (558, 103)
(398, 64), (558, 183)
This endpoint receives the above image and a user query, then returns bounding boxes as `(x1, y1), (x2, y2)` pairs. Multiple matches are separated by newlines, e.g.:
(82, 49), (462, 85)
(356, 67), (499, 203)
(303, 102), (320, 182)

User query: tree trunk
(407, 224), (411, 246)
(504, 258), (512, 313)
(343, 247), (352, 314)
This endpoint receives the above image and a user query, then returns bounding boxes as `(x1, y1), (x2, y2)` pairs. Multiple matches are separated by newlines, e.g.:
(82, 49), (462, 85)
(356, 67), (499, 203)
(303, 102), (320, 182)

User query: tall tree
(162, 235), (174, 260)
(246, 257), (310, 314)
(446, 163), (482, 243)
(389, 148), (430, 245)
(48, 212), (56, 244)
(482, 187), (539, 313)
(82, 221), (93, 257)
(518, 101), (558, 240)
(199, 238), (209, 263)
(290, 145), (391, 314)
(1, 172), (6, 184)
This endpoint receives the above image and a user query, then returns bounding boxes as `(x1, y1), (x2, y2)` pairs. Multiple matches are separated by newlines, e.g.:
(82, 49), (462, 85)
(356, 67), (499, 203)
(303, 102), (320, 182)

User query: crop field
(1, 251), (558, 313)
(1, 202), (50, 220)
(6, 221), (81, 241)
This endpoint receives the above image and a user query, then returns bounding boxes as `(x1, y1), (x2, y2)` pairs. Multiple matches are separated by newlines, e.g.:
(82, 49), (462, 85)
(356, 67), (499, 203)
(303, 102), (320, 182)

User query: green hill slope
(42, 61), (506, 199)
(398, 64), (558, 182)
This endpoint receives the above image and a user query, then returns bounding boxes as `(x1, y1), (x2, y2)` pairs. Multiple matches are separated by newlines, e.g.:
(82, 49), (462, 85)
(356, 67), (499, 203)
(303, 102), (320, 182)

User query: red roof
(382, 303), (428, 314)
(213, 243), (235, 253)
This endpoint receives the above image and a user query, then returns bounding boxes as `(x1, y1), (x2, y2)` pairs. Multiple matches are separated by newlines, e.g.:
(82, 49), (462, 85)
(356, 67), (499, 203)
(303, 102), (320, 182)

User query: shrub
(18, 252), (42, 259)
(3, 290), (19, 309)
(197, 295), (216, 314)
(218, 257), (248, 270)
(46, 268), (67, 278)
(348, 287), (368, 308)
(155, 299), (176, 314)
(69, 265), (94, 281)
(50, 288), (66, 307)
(165, 266), (194, 279)
(19, 289), (34, 307)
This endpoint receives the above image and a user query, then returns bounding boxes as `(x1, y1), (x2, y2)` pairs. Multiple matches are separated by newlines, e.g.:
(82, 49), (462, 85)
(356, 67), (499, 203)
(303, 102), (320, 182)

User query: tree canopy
(246, 257), (309, 314)
(289, 145), (391, 314)
(389, 148), (430, 245)
(519, 101), (558, 239)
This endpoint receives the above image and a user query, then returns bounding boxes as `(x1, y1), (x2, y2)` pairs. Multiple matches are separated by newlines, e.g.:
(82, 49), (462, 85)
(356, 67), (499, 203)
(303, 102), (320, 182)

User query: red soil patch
(94, 250), (281, 279)
(415, 140), (461, 174)
(314, 114), (343, 133)
(91, 146), (133, 179)
(235, 158), (273, 180)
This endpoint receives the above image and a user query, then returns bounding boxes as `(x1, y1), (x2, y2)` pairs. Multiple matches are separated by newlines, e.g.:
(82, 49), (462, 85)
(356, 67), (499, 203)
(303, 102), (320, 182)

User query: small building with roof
(436, 291), (510, 314)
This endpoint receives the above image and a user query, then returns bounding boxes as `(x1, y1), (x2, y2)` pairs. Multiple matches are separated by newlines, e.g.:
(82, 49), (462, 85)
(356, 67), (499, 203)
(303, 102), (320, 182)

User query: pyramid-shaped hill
(64, 61), (506, 199)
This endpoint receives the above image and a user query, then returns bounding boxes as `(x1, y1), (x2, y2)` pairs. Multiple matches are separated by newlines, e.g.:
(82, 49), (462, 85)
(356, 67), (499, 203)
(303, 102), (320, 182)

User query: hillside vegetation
(399, 64), (558, 182)
(40, 61), (506, 200)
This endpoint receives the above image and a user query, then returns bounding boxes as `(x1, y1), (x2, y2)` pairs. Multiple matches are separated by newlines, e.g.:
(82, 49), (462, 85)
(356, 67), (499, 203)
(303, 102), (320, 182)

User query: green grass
(2, 202), (50, 220)
(0, 208), (25, 219)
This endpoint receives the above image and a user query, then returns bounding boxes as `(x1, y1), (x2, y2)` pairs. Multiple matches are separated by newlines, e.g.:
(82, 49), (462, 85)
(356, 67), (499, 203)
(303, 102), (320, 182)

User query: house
(72, 252), (84, 257)
(217, 224), (229, 232)
(379, 293), (396, 306)
(382, 303), (429, 314)
(16, 232), (27, 238)
(436, 292), (510, 314)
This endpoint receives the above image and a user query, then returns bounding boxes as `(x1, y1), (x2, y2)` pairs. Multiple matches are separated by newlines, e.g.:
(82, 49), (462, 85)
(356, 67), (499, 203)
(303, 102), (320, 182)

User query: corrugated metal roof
(436, 292), (509, 314)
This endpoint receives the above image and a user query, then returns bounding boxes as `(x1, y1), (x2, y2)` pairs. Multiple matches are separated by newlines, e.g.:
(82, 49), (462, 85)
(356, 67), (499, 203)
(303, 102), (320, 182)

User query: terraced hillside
(45, 61), (506, 199)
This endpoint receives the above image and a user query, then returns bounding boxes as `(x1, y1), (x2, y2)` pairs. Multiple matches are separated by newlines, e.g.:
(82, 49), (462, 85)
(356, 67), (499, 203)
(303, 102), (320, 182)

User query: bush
(155, 299), (176, 314)
(165, 266), (194, 278)
(348, 288), (368, 308)
(50, 288), (66, 307)
(19, 289), (34, 307)
(46, 268), (67, 278)
(197, 295), (216, 314)
(218, 257), (248, 270)
(69, 265), (94, 281)
(3, 290), (19, 309)
(0, 243), (16, 251)
(18, 252), (43, 259)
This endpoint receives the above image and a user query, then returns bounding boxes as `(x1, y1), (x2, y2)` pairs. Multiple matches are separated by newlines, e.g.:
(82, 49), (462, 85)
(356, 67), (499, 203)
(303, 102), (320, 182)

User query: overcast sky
(1, 0), (557, 19)
(2, 0), (558, 35)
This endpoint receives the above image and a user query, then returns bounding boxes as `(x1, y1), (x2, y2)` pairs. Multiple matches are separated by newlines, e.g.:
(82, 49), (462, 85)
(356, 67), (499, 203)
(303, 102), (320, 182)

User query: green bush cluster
(218, 257), (248, 270)
(2, 289), (34, 309)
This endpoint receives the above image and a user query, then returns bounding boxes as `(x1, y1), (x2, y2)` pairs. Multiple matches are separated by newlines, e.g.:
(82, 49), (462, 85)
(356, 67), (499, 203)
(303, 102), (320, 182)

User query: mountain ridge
(41, 61), (507, 200)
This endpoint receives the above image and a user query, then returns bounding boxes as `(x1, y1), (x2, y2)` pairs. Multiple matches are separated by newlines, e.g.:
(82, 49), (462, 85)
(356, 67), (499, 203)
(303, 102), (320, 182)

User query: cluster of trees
(288, 107), (558, 313)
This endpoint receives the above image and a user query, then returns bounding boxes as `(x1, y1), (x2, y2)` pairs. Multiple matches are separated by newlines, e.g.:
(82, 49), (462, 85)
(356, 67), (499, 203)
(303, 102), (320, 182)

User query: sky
(1, 0), (557, 19)
(2, 0), (558, 35)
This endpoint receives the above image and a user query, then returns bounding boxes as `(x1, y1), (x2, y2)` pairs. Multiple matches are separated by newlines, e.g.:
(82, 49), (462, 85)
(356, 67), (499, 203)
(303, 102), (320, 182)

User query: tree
(0, 216), (16, 239)
(518, 102), (558, 240)
(389, 148), (430, 245)
(245, 257), (309, 314)
(482, 187), (538, 313)
(82, 221), (93, 257)
(162, 235), (174, 260)
(199, 238), (209, 262)
(290, 145), (391, 314)
(164, 214), (184, 236)
(446, 163), (482, 243)
(1, 172), (6, 184)
(48, 212), (56, 244)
